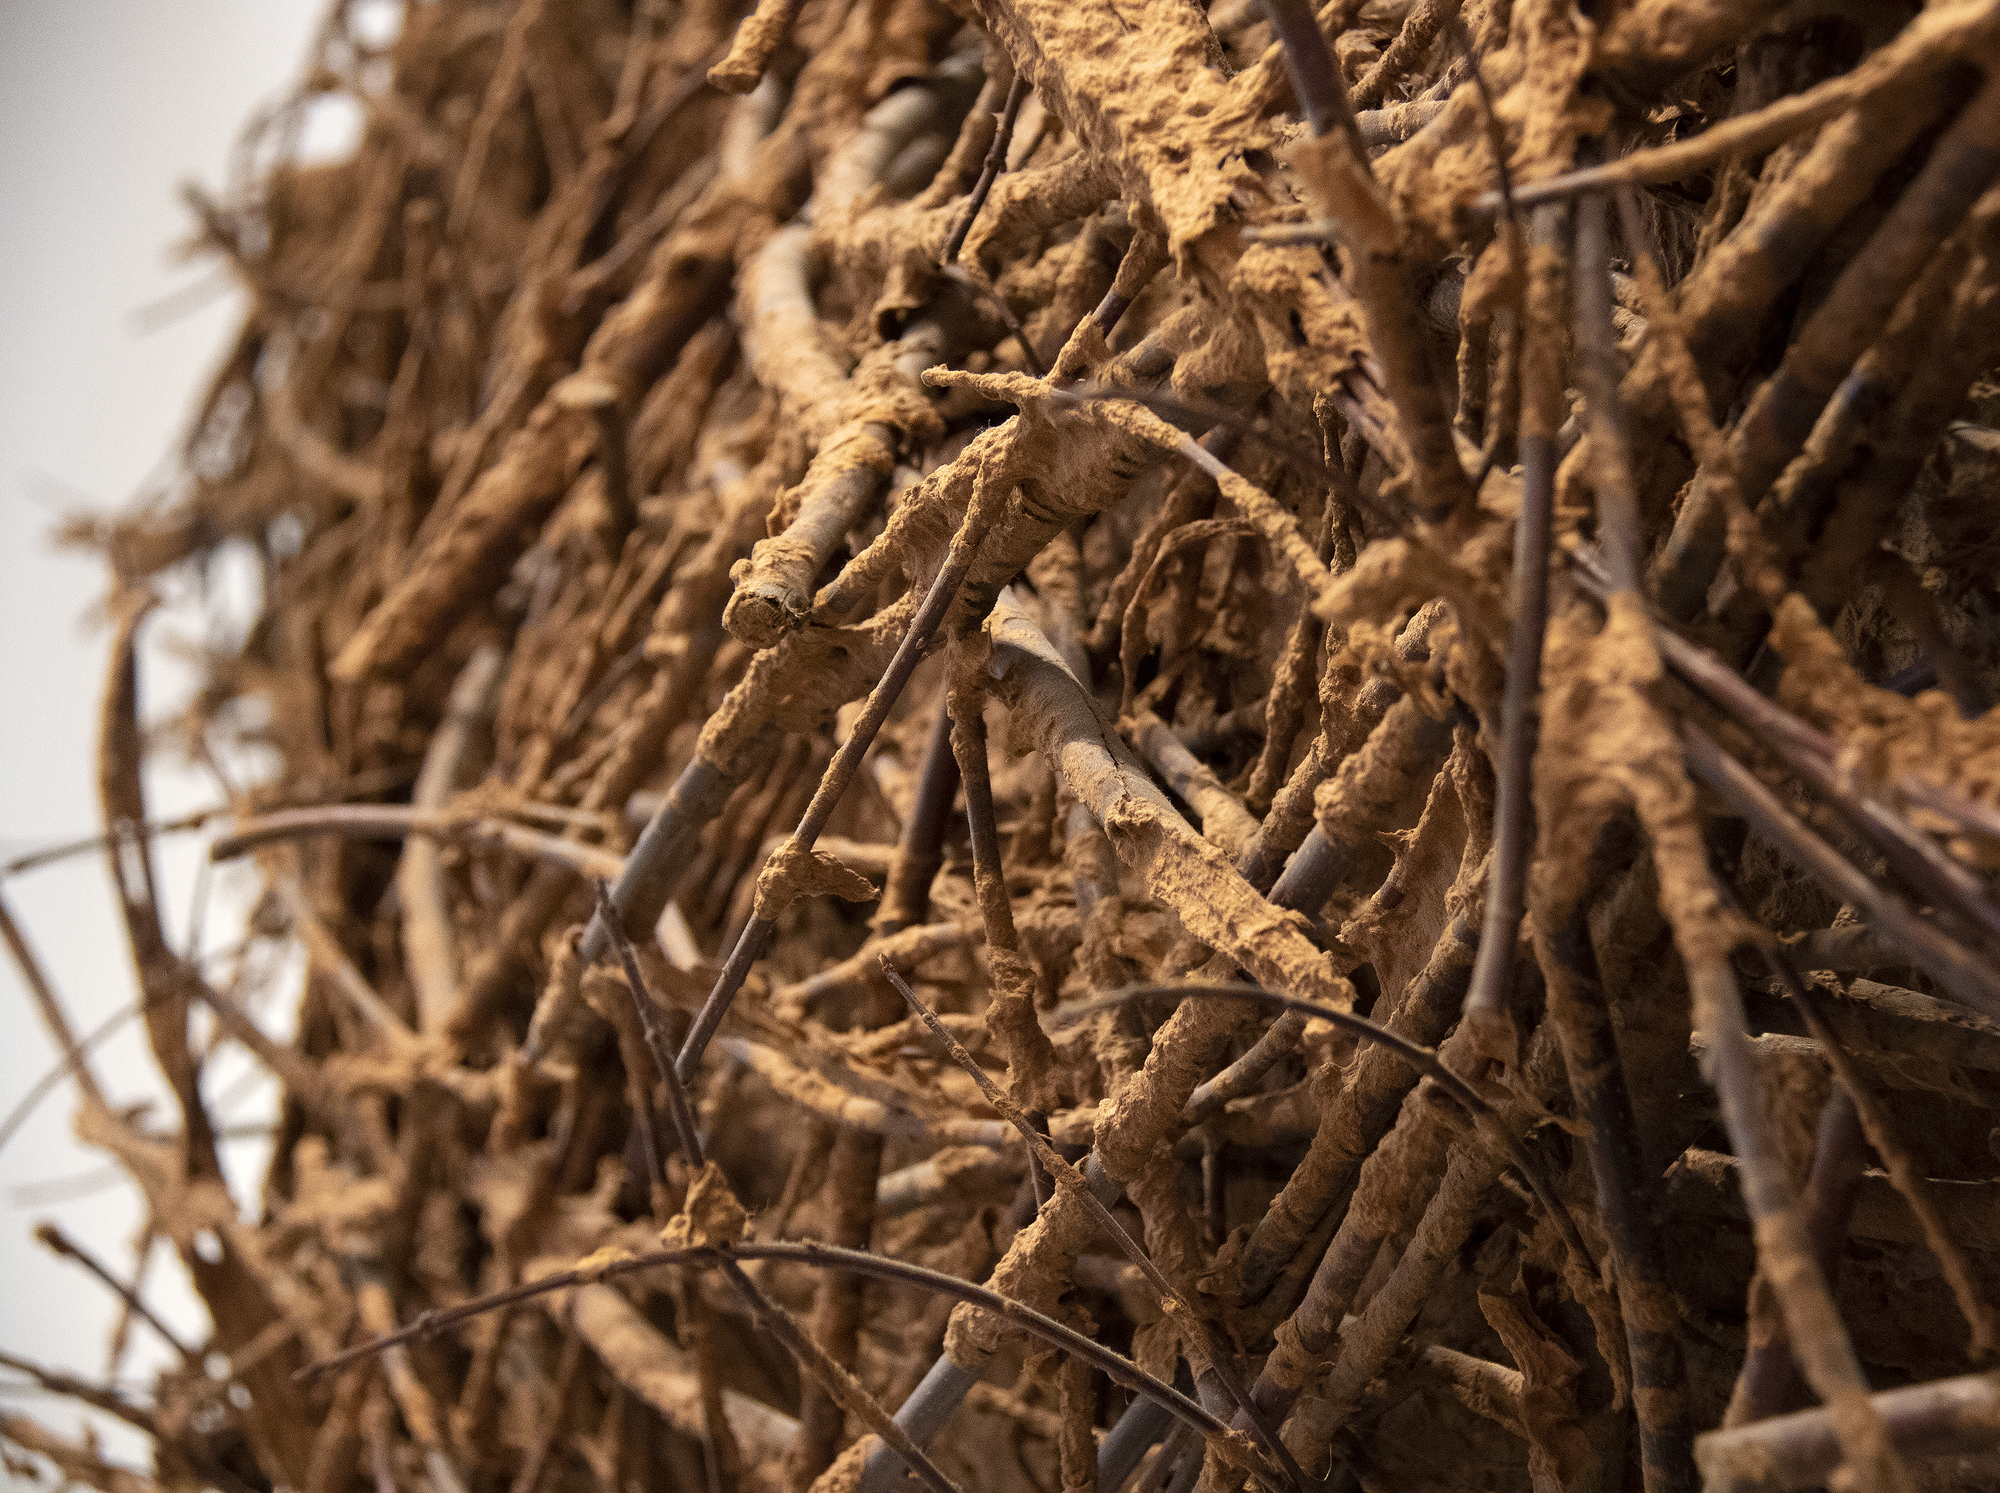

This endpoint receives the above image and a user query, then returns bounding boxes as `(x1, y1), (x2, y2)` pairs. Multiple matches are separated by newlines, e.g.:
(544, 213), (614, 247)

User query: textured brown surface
(13, 2), (2000, 1491)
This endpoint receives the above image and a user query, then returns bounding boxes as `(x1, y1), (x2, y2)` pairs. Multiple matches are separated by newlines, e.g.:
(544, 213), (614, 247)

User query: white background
(0, 0), (363, 1467)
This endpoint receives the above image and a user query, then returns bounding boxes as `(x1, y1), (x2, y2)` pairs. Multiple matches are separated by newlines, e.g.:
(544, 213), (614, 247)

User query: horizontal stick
(1696, 1370), (2000, 1492)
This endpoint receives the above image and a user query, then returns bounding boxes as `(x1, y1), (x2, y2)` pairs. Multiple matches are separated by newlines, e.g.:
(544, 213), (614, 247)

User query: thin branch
(714, 1255), (965, 1493)
(35, 1222), (196, 1364)
(293, 1242), (1226, 1446)
(596, 880), (705, 1170)
(1048, 984), (1600, 1287)
(943, 74), (1029, 266)
(1679, 723), (2000, 1018)
(675, 452), (1014, 1084)
(882, 964), (1308, 1493)
(210, 804), (625, 882)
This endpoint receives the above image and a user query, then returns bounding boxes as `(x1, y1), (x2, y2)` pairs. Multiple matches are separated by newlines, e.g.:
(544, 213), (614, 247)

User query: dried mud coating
(25, 2), (2000, 1493)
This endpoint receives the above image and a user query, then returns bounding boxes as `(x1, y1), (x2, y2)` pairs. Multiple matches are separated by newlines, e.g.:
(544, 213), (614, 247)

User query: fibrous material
(15, 2), (2000, 1492)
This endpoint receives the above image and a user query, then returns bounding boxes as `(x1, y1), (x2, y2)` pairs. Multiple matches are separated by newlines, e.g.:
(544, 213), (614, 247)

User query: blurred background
(0, 0), (362, 1464)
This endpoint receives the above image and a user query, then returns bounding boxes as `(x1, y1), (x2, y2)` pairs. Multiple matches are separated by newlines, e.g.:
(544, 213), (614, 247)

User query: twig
(0, 887), (118, 1134)
(210, 804), (624, 882)
(1679, 723), (2000, 1018)
(1467, 8), (1991, 217)
(1696, 1369), (2000, 1493)
(943, 75), (1029, 266)
(1260, 0), (1477, 525)
(3, 808), (224, 878)
(1047, 984), (1599, 1281)
(794, 1122), (887, 1483)
(716, 1255), (966, 1493)
(882, 964), (1310, 1493)
(1724, 1086), (1866, 1428)
(1673, 911), (1915, 1492)
(675, 454), (1015, 1084)
(1461, 208), (1559, 1048)
(594, 880), (703, 1168)
(1640, 621), (2000, 957)
(1537, 890), (1694, 1493)
(875, 698), (962, 935)
(399, 643), (504, 1031)
(34, 1222), (196, 1365)
(947, 666), (1061, 1120)
(295, 1243), (1226, 1444)
(1758, 942), (2000, 1360)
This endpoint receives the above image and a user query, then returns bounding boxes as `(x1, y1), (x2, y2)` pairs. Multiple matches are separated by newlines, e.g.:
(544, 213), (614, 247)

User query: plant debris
(12, 1), (2000, 1491)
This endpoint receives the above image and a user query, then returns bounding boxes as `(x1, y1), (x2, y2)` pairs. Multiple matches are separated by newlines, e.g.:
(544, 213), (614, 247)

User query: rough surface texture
(15, 2), (2000, 1492)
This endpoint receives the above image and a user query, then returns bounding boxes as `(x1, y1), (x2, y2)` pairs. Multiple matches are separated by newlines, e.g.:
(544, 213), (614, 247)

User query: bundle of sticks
(12, 0), (2000, 1490)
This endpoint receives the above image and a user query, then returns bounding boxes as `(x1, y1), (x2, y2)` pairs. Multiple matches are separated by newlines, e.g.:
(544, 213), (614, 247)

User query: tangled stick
(16, 2), (2000, 1492)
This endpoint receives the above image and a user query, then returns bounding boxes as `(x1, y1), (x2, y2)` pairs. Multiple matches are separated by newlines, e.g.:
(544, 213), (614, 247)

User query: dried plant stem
(791, 1124), (886, 1487)
(883, 965), (1308, 1493)
(398, 643), (505, 1031)
(875, 698), (962, 935)
(299, 1241), (1224, 1445)
(944, 74), (1029, 267)
(1696, 1369), (2000, 1492)
(1760, 945), (2000, 1360)
(1672, 930), (1914, 1493)
(716, 1255), (965, 1493)
(676, 465), (1013, 1082)
(1679, 724), (2000, 1019)
(1724, 1086), (1867, 1428)
(211, 804), (624, 882)
(594, 880), (703, 1169)
(1537, 892), (1694, 1493)
(34, 1221), (195, 1364)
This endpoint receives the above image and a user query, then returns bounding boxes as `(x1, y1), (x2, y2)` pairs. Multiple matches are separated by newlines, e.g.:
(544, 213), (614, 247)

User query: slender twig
(1, 885), (112, 1116)
(0, 1349), (158, 1438)
(594, 881), (704, 1168)
(1639, 619), (2000, 956)
(210, 804), (625, 882)
(34, 1222), (196, 1364)
(675, 456), (1013, 1084)
(0, 997), (142, 1160)
(1696, 1369), (2000, 1492)
(1537, 887), (1695, 1493)
(715, 1255), (966, 1493)
(1672, 884), (1916, 1492)
(882, 963), (1310, 1493)
(1054, 385), (1329, 473)
(1462, 279), (1555, 1044)
(1183, 1009), (1306, 1124)
(1260, 0), (1362, 143)
(876, 696), (961, 935)
(1725, 1085), (1866, 1427)
(1466, 22), (1975, 220)
(293, 1242), (1226, 1444)
(3, 808), (223, 877)
(943, 74), (1028, 266)
(1679, 723), (2000, 1018)
(1045, 984), (1601, 1297)
(1756, 938), (1999, 1358)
